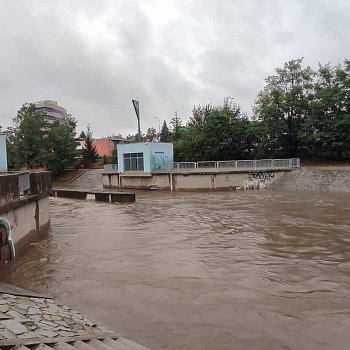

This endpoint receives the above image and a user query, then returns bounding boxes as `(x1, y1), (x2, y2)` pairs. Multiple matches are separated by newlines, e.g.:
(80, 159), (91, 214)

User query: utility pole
(153, 117), (160, 137)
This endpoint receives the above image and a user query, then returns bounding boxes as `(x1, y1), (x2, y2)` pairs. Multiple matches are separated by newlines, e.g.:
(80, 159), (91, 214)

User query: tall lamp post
(132, 99), (141, 142)
(153, 117), (160, 138)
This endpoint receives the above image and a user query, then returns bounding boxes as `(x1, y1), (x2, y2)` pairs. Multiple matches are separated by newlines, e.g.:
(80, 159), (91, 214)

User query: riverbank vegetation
(5, 105), (104, 175)
(6, 104), (78, 175)
(160, 58), (350, 162)
(5, 58), (349, 175)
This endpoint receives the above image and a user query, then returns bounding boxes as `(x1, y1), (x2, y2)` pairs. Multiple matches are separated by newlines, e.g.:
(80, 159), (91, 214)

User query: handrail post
(254, 160), (257, 169)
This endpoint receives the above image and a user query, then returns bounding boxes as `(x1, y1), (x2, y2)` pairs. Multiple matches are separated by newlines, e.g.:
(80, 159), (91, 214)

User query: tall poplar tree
(160, 120), (170, 142)
(82, 125), (98, 166)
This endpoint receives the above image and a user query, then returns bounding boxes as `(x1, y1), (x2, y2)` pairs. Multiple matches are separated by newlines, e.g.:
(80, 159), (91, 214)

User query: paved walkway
(0, 283), (151, 349)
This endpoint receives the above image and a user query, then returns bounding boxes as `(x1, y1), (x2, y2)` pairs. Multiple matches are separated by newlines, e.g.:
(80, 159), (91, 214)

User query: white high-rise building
(33, 100), (68, 124)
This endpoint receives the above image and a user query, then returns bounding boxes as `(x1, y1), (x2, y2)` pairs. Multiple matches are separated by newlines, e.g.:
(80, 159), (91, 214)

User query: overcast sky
(0, 0), (349, 137)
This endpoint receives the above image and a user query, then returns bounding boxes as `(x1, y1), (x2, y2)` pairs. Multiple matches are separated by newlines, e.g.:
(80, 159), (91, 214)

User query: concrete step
(5, 337), (152, 350)
(53, 342), (77, 350)
(103, 338), (132, 350)
(114, 338), (151, 350)
(73, 340), (96, 350)
(34, 344), (55, 350)
(72, 340), (97, 350)
(87, 339), (115, 350)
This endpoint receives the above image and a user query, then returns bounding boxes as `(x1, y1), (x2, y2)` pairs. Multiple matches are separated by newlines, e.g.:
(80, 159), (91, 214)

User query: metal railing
(197, 161), (217, 171)
(103, 164), (118, 173)
(105, 158), (300, 173)
(168, 158), (300, 173)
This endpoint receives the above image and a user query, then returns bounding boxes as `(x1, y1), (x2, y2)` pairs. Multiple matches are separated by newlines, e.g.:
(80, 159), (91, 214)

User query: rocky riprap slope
(0, 292), (109, 341)
(0, 290), (151, 349)
(272, 168), (350, 192)
(70, 169), (104, 189)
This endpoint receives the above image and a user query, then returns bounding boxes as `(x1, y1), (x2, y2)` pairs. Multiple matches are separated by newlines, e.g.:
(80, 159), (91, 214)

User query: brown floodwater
(1, 190), (350, 350)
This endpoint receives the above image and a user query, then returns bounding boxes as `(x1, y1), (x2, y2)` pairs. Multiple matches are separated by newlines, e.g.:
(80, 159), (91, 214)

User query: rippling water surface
(1, 190), (350, 349)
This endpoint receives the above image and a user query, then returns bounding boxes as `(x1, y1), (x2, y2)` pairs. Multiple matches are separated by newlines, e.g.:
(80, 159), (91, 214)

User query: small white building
(117, 142), (173, 173)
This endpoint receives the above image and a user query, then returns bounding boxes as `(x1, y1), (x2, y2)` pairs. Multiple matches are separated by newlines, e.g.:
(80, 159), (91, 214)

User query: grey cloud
(0, 0), (349, 136)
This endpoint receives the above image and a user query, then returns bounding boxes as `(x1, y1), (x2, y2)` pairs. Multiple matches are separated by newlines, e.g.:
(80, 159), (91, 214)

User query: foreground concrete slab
(0, 285), (151, 350)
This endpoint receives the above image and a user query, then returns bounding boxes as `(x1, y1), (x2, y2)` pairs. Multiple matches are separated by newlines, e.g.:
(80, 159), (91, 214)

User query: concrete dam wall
(79, 168), (350, 193)
(272, 168), (350, 192)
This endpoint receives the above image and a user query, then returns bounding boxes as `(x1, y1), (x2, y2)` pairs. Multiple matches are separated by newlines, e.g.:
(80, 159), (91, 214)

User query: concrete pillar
(95, 193), (110, 202)
(169, 173), (173, 191)
(111, 193), (135, 203)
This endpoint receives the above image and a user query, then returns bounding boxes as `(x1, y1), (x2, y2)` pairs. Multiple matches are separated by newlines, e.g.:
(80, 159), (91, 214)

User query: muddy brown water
(1, 190), (350, 350)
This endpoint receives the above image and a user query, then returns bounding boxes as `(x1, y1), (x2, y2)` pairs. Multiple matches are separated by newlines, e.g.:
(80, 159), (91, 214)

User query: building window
(37, 107), (66, 116)
(123, 153), (144, 171)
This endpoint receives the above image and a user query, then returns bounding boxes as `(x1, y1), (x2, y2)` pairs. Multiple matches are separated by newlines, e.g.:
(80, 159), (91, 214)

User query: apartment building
(33, 100), (68, 124)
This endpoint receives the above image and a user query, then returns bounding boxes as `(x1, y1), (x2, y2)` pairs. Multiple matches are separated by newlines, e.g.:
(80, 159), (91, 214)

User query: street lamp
(153, 117), (160, 137)
(132, 99), (141, 142)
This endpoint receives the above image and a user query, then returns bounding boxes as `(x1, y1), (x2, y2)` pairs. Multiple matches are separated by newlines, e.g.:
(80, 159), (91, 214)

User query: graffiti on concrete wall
(0, 218), (15, 265)
(242, 171), (276, 190)
(249, 171), (275, 181)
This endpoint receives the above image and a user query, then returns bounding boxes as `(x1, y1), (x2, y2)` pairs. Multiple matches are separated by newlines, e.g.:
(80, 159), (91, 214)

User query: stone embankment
(272, 167), (350, 192)
(0, 284), (151, 349)
(70, 170), (103, 189)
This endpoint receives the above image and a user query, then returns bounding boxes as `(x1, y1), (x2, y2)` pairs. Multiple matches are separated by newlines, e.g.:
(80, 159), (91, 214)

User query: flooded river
(1, 190), (350, 349)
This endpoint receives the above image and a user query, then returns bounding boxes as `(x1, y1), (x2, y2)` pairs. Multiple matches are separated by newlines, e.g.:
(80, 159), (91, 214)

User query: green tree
(5, 126), (17, 171)
(6, 103), (78, 174)
(254, 58), (315, 157)
(170, 112), (183, 142)
(174, 104), (211, 161)
(82, 125), (98, 166)
(246, 119), (269, 159)
(145, 127), (157, 141)
(126, 132), (145, 142)
(79, 130), (86, 139)
(111, 148), (118, 164)
(174, 99), (253, 161)
(10, 104), (48, 169)
(301, 60), (350, 160)
(188, 103), (212, 129)
(45, 118), (78, 175)
(200, 101), (251, 160)
(160, 120), (170, 142)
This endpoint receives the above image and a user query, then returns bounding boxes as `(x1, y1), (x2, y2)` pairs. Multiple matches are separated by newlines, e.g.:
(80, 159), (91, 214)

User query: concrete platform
(51, 188), (135, 203)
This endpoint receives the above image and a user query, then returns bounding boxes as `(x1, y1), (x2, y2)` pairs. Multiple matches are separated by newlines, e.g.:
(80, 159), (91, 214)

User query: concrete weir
(103, 170), (288, 191)
(51, 188), (135, 203)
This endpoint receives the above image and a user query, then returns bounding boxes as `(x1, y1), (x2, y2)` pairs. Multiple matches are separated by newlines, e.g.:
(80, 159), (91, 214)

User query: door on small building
(154, 152), (165, 171)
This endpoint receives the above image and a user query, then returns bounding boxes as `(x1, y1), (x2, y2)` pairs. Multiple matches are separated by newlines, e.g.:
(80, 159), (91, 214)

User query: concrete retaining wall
(0, 172), (51, 261)
(0, 174), (20, 206)
(1, 197), (50, 255)
(103, 170), (286, 191)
